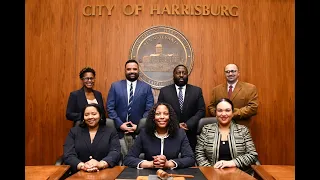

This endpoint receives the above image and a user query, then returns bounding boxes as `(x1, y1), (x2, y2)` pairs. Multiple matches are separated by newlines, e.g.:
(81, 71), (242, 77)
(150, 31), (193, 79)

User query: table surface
(25, 165), (70, 180)
(66, 166), (256, 180)
(251, 165), (295, 180)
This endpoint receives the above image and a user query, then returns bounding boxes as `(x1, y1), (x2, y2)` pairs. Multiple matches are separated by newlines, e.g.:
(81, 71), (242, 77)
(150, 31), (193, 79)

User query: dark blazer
(106, 80), (154, 138)
(157, 84), (205, 150)
(66, 87), (106, 123)
(63, 125), (121, 173)
(123, 128), (195, 168)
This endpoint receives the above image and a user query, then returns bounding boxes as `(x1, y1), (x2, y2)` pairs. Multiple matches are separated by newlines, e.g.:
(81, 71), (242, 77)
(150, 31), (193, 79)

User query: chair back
(105, 118), (116, 129)
(136, 117), (147, 135)
(197, 117), (218, 135)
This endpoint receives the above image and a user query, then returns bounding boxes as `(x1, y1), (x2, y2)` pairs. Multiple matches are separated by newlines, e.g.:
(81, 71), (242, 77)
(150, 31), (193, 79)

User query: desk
(25, 165), (70, 180)
(251, 165), (295, 180)
(66, 166), (256, 180)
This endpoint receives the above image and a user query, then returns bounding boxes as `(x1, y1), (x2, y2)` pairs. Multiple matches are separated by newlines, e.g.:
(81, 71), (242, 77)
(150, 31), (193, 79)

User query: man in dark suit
(106, 59), (154, 156)
(207, 63), (258, 128)
(158, 64), (205, 152)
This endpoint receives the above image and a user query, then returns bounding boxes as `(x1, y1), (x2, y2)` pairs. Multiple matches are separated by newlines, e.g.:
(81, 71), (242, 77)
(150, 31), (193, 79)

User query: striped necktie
(178, 87), (183, 112)
(127, 83), (133, 121)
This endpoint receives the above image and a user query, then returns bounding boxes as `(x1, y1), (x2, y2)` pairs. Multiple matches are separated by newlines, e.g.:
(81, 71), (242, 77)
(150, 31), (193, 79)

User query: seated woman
(123, 102), (195, 169)
(66, 66), (106, 126)
(63, 103), (121, 174)
(195, 98), (258, 175)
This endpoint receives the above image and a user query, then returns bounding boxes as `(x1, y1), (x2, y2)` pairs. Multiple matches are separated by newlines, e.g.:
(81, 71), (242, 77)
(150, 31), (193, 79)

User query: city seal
(129, 26), (194, 89)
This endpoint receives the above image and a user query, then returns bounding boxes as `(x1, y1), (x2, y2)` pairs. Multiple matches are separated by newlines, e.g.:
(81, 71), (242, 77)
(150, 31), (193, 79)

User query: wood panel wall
(26, 0), (294, 165)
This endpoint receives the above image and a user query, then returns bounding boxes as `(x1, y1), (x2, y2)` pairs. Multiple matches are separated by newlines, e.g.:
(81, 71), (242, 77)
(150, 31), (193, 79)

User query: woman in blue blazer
(123, 102), (195, 169)
(63, 103), (121, 174)
(66, 67), (106, 126)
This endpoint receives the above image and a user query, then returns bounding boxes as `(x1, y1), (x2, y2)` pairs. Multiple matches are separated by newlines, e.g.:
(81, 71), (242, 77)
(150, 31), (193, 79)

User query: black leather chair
(135, 117), (146, 135)
(196, 117), (218, 135)
(55, 118), (122, 165)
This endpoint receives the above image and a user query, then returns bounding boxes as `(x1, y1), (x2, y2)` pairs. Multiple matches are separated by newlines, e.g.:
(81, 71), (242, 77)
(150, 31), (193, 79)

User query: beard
(174, 76), (188, 86)
(126, 72), (139, 82)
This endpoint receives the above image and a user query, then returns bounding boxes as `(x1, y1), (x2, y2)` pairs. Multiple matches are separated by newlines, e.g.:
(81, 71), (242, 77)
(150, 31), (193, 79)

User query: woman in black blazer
(63, 103), (121, 174)
(123, 102), (195, 169)
(66, 67), (106, 126)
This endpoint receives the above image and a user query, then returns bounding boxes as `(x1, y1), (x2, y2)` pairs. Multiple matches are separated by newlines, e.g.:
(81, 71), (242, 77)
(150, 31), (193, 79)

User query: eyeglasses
(82, 77), (95, 81)
(225, 70), (237, 74)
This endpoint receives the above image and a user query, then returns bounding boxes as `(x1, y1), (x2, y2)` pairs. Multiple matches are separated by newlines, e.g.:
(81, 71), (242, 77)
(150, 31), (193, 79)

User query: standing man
(208, 63), (258, 127)
(158, 64), (205, 152)
(107, 59), (154, 156)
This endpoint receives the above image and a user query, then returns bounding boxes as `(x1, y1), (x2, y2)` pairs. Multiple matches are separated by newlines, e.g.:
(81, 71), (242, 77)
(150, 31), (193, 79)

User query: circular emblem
(129, 26), (194, 89)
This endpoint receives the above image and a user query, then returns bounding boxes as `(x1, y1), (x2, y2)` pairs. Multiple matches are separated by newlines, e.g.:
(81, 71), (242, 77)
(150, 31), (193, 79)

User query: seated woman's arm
(195, 126), (212, 166)
(63, 128), (83, 172)
(123, 133), (153, 169)
(100, 128), (122, 168)
(232, 126), (258, 168)
(170, 130), (196, 168)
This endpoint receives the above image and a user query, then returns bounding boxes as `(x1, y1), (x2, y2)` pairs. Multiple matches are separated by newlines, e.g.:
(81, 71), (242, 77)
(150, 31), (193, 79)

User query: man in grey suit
(158, 64), (205, 152)
(107, 59), (154, 156)
(207, 63), (258, 128)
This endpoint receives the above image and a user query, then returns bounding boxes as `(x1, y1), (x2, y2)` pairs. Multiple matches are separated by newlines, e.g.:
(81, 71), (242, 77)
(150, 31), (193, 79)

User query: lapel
(91, 126), (105, 150)
(79, 87), (88, 107)
(121, 80), (128, 107)
(92, 90), (101, 105)
(231, 81), (242, 100)
(82, 127), (92, 154)
(171, 84), (180, 110)
(182, 84), (191, 112)
(222, 83), (229, 99)
(134, 80), (142, 103)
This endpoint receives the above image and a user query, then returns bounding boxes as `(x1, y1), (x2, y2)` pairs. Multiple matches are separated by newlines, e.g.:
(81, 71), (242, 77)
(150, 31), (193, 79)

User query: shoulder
(202, 123), (218, 132)
(138, 80), (151, 88)
(186, 84), (202, 91)
(69, 126), (83, 133)
(239, 81), (257, 89)
(233, 123), (250, 134)
(212, 83), (225, 90)
(70, 88), (83, 95)
(160, 84), (174, 92)
(110, 80), (125, 87)
(93, 89), (102, 95)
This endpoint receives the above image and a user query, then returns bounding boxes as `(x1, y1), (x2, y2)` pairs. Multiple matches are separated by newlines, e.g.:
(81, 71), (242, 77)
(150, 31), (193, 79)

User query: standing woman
(195, 98), (258, 175)
(66, 67), (106, 126)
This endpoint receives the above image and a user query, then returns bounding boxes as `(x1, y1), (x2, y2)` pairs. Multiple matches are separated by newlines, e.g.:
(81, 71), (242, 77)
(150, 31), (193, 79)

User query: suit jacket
(207, 81), (258, 122)
(123, 128), (195, 169)
(195, 121), (258, 175)
(157, 84), (205, 150)
(66, 87), (106, 123)
(106, 80), (154, 138)
(63, 125), (121, 173)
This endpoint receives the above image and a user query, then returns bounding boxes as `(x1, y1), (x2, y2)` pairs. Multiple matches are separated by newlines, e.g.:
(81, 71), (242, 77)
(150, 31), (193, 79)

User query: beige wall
(26, 0), (294, 165)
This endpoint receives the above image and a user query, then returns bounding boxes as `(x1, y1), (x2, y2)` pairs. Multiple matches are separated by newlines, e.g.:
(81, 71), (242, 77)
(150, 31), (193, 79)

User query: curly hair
(79, 66), (96, 79)
(145, 102), (179, 137)
(79, 103), (106, 128)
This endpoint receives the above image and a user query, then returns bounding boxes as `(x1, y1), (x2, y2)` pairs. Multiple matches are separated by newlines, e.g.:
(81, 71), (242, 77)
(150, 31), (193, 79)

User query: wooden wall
(25, 0), (294, 165)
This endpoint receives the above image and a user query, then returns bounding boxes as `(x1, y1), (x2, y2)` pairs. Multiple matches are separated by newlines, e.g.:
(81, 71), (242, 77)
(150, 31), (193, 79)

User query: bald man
(207, 64), (258, 127)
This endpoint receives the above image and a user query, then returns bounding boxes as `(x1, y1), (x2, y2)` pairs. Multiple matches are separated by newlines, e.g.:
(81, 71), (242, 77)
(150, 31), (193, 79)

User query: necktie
(178, 87), (183, 112)
(127, 83), (133, 121)
(228, 85), (233, 99)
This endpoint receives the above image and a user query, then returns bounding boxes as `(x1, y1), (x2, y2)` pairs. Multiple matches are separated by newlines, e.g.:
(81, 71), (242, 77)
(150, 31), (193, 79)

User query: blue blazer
(106, 80), (154, 138)
(123, 128), (195, 168)
(66, 87), (106, 122)
(63, 125), (121, 173)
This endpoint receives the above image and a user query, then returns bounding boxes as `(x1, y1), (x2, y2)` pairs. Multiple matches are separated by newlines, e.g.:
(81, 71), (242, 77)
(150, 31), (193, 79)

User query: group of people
(63, 60), (260, 176)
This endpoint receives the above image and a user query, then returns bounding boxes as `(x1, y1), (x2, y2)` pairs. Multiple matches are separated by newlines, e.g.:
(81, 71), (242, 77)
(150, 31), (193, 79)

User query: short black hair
(173, 64), (188, 74)
(125, 59), (139, 67)
(145, 102), (179, 137)
(79, 103), (106, 127)
(79, 67), (96, 79)
(215, 98), (234, 111)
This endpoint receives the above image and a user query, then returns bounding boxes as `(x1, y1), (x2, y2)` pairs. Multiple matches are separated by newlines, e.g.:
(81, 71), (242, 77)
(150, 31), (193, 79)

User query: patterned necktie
(228, 85), (233, 99)
(178, 87), (183, 112)
(127, 83), (133, 121)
